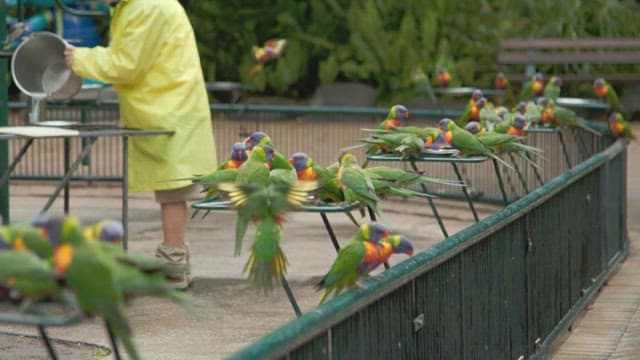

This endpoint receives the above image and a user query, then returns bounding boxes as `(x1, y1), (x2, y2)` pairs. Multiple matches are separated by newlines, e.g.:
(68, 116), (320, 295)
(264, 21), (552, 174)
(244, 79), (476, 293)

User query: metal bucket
(11, 31), (82, 101)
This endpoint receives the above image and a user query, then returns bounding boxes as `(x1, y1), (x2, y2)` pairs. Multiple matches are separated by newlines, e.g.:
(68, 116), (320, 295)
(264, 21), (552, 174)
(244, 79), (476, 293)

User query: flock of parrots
(0, 215), (192, 360)
(0, 68), (636, 359)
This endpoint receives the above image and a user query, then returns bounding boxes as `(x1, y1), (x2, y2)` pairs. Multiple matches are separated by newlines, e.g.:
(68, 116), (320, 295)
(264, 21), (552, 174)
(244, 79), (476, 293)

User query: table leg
(37, 325), (59, 360)
(409, 161), (448, 238)
(105, 319), (122, 360)
(280, 276), (303, 317)
(508, 152), (530, 194)
(491, 159), (510, 205)
(557, 130), (572, 169)
(122, 136), (129, 251)
(63, 138), (70, 214)
(451, 163), (480, 222)
(320, 212), (341, 252)
(0, 139), (34, 189)
(40, 137), (97, 214)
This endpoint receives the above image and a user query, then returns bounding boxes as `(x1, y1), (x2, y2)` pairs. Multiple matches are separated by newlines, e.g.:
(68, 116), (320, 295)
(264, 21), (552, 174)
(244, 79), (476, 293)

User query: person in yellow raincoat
(64, 0), (217, 289)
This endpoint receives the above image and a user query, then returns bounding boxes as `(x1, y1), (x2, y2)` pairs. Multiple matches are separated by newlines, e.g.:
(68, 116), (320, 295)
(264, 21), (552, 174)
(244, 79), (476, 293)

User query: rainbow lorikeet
(519, 72), (544, 100)
(543, 76), (562, 102)
(250, 38), (287, 75)
(439, 118), (513, 169)
(337, 152), (384, 220)
(315, 223), (390, 304)
(376, 105), (409, 132)
(436, 68), (451, 88)
(608, 112), (637, 141)
(593, 78), (625, 113)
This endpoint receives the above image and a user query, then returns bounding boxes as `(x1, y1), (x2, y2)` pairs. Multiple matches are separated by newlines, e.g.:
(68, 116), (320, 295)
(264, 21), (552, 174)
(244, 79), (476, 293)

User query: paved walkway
(550, 128), (640, 359)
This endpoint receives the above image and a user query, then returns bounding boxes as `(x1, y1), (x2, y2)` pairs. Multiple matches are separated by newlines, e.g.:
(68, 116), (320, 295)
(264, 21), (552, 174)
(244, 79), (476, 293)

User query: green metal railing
(228, 138), (627, 359)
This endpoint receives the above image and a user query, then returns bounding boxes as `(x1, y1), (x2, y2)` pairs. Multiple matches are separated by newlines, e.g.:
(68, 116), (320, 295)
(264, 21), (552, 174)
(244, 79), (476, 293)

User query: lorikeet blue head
(392, 105), (409, 121)
(244, 131), (269, 150)
(289, 152), (309, 172)
(593, 78), (608, 98)
(536, 97), (549, 108)
(517, 101), (527, 115)
(513, 114), (527, 130)
(365, 223), (389, 243)
(31, 213), (63, 248)
(464, 122), (482, 135)
(496, 106), (508, 120)
(231, 142), (248, 162)
(438, 118), (453, 131)
(472, 89), (483, 102)
(96, 220), (124, 245)
(389, 235), (414, 256)
(476, 97), (487, 109)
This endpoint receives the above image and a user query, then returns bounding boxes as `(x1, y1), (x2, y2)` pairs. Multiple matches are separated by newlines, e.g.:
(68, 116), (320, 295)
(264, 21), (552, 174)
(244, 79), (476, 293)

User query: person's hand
(64, 45), (75, 68)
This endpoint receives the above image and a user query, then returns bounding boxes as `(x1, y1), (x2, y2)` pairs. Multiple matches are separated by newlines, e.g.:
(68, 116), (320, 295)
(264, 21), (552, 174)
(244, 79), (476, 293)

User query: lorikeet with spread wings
(217, 180), (318, 291)
(250, 38), (287, 75)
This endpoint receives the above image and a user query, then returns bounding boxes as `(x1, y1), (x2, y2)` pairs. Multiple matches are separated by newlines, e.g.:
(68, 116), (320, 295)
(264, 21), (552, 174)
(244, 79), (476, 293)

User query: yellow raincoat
(71, 0), (216, 192)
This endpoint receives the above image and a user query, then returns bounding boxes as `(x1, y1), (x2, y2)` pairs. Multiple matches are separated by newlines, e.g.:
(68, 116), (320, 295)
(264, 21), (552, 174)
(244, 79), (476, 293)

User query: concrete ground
(0, 123), (637, 360)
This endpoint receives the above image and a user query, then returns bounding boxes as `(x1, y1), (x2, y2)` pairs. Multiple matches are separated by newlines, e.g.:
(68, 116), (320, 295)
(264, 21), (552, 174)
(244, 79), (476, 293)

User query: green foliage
(181, 0), (640, 102)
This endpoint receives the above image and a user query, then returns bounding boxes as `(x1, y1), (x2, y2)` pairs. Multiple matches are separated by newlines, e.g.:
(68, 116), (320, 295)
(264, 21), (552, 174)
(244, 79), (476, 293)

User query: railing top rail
(8, 101), (464, 119)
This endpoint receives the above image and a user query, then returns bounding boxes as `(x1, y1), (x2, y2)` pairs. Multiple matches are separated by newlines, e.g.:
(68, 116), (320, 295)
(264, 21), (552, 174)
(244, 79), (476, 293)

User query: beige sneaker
(155, 243), (193, 290)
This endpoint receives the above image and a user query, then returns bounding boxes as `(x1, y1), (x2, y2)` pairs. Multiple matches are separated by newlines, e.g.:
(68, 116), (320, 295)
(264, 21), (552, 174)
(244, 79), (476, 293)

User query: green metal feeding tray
(432, 87), (504, 96)
(556, 97), (608, 110)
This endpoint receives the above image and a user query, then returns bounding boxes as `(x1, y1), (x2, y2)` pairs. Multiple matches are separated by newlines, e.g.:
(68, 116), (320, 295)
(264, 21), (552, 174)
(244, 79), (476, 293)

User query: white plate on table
(423, 148), (459, 156)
